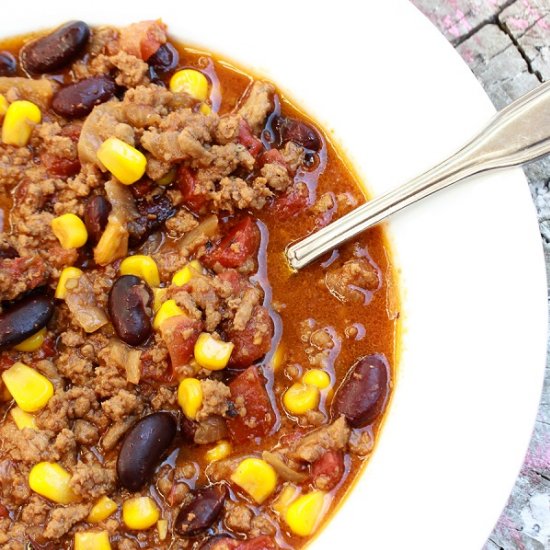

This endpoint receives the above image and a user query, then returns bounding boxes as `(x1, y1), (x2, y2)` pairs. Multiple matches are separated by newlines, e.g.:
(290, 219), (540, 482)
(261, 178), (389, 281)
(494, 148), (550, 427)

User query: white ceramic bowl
(5, 2), (547, 549)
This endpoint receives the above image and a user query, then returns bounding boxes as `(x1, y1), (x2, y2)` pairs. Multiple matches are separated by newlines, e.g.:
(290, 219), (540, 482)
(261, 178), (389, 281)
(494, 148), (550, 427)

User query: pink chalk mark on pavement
(507, 17), (530, 31)
(495, 511), (527, 550)
(442, 9), (473, 39)
(521, 0), (549, 29)
(522, 432), (550, 474)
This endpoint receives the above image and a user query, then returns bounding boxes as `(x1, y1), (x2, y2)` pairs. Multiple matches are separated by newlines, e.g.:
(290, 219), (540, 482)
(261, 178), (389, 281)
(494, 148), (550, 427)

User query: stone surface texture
(411, 1), (550, 549)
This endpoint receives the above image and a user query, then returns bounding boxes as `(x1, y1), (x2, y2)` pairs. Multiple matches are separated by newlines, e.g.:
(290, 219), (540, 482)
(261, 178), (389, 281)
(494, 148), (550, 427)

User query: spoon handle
(286, 80), (550, 270)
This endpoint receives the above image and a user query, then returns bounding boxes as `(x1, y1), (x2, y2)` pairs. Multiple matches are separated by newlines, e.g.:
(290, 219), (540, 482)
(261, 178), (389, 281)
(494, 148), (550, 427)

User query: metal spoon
(286, 80), (550, 270)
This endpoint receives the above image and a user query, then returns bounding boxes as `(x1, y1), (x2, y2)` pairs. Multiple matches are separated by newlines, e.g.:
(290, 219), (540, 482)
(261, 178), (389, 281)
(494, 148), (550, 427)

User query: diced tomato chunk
(227, 366), (276, 444)
(160, 314), (203, 368)
(258, 148), (286, 168)
(176, 165), (208, 212)
(236, 537), (277, 550)
(201, 537), (239, 550)
(203, 217), (261, 269)
(0, 355), (15, 373)
(216, 269), (251, 296)
(60, 123), (82, 142)
(202, 537), (276, 550)
(119, 20), (167, 60)
(38, 336), (57, 359)
(311, 450), (345, 491)
(40, 153), (81, 178)
(0, 503), (8, 518)
(238, 119), (263, 157)
(228, 305), (273, 368)
(271, 183), (309, 219)
(140, 353), (174, 384)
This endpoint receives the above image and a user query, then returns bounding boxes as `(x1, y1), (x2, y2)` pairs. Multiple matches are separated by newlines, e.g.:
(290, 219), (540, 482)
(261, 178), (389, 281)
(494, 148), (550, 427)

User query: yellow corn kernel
(283, 383), (320, 416)
(122, 496), (159, 530)
(2, 100), (41, 146)
(0, 95), (7, 118)
(270, 344), (286, 372)
(51, 213), (88, 250)
(153, 299), (184, 330)
(97, 137), (147, 185)
(194, 333), (234, 371)
(14, 327), (46, 352)
(205, 440), (232, 463)
(170, 69), (209, 101)
(302, 369), (331, 390)
(74, 531), (111, 550)
(172, 260), (202, 287)
(231, 458), (278, 504)
(152, 287), (168, 313)
(120, 255), (160, 287)
(88, 496), (118, 523)
(273, 484), (300, 515)
(55, 267), (84, 299)
(28, 462), (78, 504)
(285, 490), (327, 537)
(177, 378), (203, 420)
(94, 217), (129, 266)
(10, 406), (37, 430)
(156, 167), (176, 186)
(1, 362), (54, 412)
(199, 103), (211, 115)
(157, 519), (168, 541)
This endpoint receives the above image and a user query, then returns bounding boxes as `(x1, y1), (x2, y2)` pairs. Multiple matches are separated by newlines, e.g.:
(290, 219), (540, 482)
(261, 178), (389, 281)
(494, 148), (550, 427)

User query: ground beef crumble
(0, 18), (392, 550)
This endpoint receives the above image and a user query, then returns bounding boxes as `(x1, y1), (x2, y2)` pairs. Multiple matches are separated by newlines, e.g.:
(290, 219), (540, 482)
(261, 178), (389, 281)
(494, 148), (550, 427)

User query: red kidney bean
(21, 21), (90, 74)
(0, 292), (54, 349)
(331, 354), (390, 428)
(0, 51), (17, 76)
(117, 412), (177, 491)
(84, 195), (111, 244)
(108, 275), (153, 346)
(274, 116), (321, 151)
(148, 42), (179, 74)
(175, 485), (228, 536)
(52, 76), (116, 118)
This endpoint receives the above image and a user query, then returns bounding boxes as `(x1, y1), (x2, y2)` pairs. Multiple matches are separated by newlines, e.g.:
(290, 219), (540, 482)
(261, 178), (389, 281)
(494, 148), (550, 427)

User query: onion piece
(65, 274), (109, 333)
(262, 451), (308, 482)
(109, 338), (142, 384)
(0, 77), (58, 109)
(179, 214), (218, 254)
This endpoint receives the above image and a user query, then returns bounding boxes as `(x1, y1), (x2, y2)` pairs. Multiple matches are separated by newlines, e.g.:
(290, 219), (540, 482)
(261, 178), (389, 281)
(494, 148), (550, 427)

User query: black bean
(129, 193), (176, 247)
(331, 354), (390, 428)
(21, 21), (90, 74)
(148, 43), (179, 75)
(0, 51), (17, 76)
(274, 115), (322, 151)
(52, 76), (116, 118)
(84, 195), (111, 244)
(0, 291), (54, 349)
(117, 412), (177, 491)
(175, 485), (228, 536)
(0, 245), (18, 260)
(108, 275), (153, 346)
